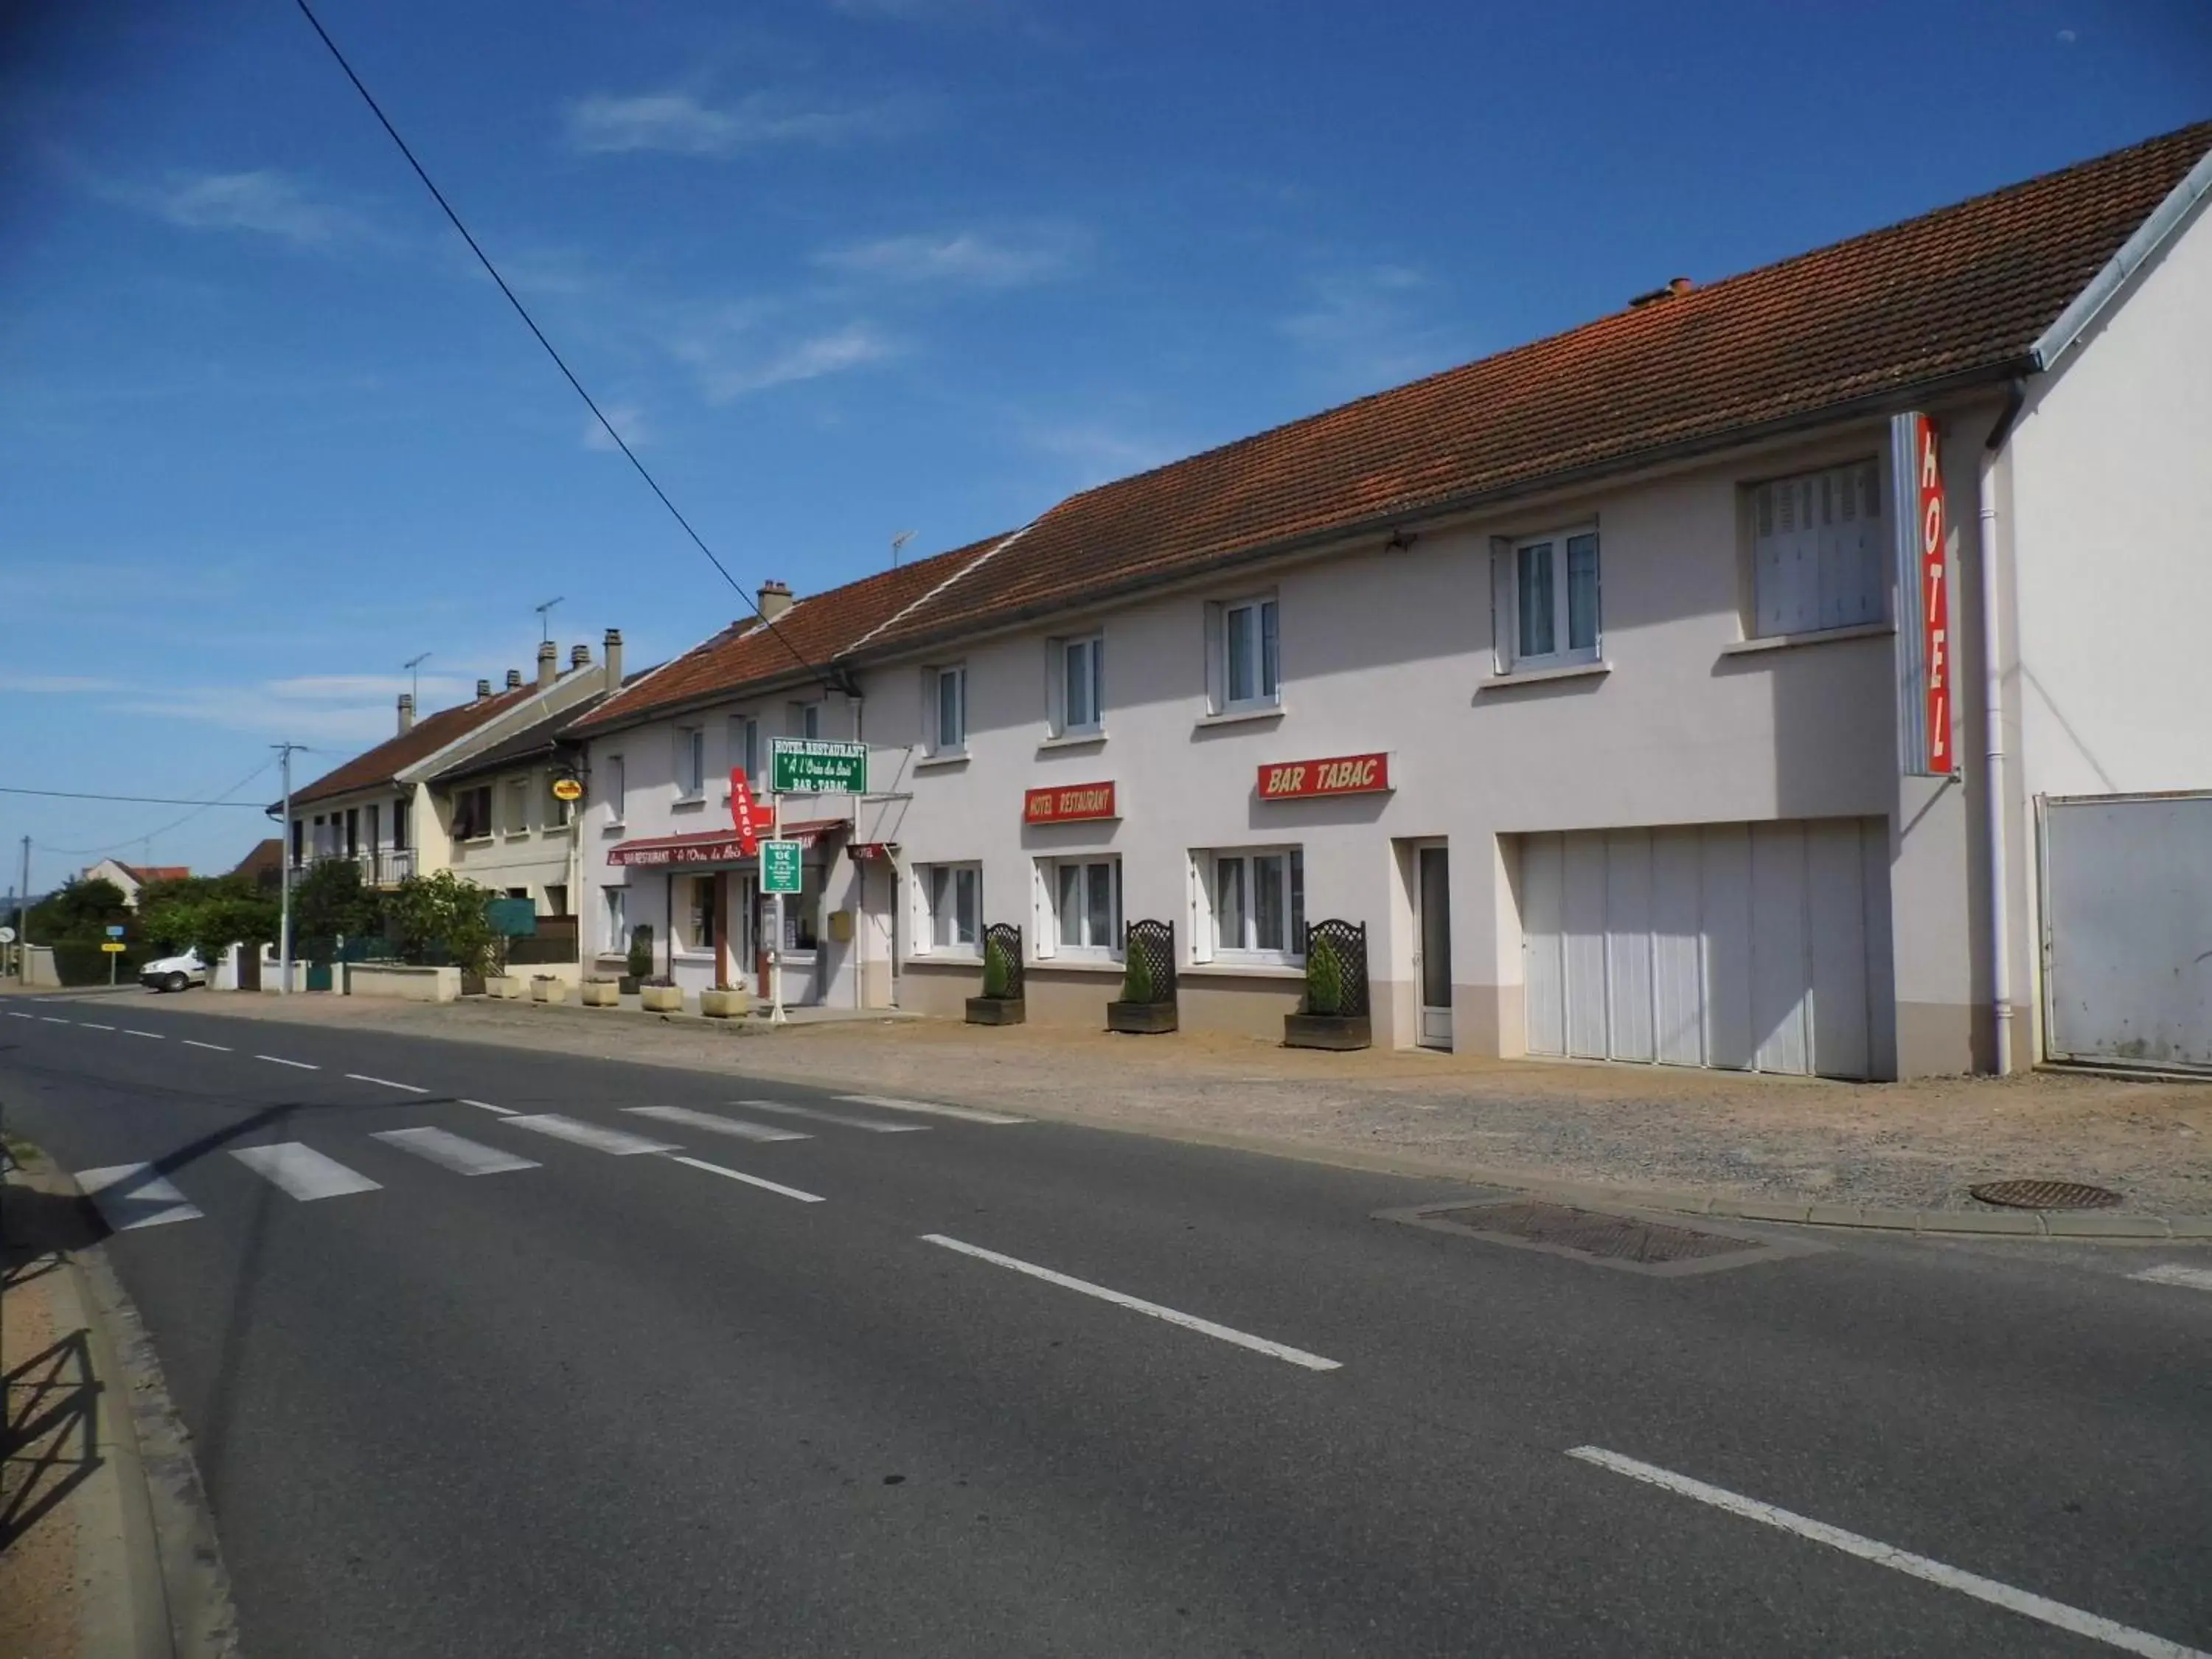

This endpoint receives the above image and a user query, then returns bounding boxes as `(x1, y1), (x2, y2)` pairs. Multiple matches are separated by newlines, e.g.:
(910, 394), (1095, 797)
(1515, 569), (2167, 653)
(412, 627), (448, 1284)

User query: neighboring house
(281, 634), (625, 905)
(80, 859), (191, 908)
(229, 838), (285, 893)
(572, 122), (2212, 1079)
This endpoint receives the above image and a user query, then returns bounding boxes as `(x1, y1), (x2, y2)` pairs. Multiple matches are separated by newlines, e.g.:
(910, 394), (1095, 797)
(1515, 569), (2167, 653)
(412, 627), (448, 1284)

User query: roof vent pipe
(602, 628), (624, 692)
(570, 643), (591, 670)
(476, 678), (493, 700)
(397, 692), (415, 734)
(505, 668), (524, 690)
(537, 640), (558, 689)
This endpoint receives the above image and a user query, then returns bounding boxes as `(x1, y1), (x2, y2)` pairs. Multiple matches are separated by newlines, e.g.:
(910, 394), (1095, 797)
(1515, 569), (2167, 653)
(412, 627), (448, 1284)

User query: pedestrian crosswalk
(72, 1091), (1015, 1231)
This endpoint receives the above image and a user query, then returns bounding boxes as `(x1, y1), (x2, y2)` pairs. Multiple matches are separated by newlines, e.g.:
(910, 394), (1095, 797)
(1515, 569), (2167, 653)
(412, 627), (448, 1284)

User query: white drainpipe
(1978, 382), (2027, 1075)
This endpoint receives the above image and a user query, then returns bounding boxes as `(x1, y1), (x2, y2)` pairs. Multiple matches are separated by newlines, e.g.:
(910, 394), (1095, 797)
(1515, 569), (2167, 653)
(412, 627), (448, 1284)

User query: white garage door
(1520, 819), (1888, 1079)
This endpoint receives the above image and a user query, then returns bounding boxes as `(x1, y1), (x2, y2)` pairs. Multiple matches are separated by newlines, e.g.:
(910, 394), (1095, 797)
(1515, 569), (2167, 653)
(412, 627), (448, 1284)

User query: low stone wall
(343, 962), (462, 1004)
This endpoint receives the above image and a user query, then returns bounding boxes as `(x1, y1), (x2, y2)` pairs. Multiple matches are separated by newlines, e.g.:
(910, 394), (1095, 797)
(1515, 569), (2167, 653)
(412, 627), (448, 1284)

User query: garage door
(1520, 819), (1888, 1078)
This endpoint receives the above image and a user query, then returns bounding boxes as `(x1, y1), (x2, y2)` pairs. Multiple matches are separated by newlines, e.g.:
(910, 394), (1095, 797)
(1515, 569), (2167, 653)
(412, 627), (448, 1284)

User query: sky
(1, 0), (2206, 891)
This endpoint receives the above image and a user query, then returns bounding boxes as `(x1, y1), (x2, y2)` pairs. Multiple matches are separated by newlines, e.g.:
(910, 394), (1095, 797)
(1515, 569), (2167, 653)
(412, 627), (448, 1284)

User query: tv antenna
(891, 530), (917, 569)
(403, 652), (431, 702)
(534, 597), (565, 642)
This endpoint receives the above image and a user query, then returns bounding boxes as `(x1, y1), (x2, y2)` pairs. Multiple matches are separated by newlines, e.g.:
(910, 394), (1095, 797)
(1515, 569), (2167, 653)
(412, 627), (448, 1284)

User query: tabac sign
(1023, 781), (1117, 824)
(1891, 413), (1956, 776)
(1256, 751), (1391, 801)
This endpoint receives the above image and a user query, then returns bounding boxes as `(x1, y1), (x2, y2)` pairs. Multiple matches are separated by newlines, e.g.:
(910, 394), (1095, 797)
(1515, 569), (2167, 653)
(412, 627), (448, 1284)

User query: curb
(7, 1156), (240, 1659)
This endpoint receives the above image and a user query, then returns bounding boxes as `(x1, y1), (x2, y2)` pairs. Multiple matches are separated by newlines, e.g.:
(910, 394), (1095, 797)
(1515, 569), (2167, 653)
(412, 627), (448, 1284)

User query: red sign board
(1023, 781), (1117, 824)
(1915, 417), (1953, 774)
(610, 836), (748, 868)
(729, 767), (761, 856)
(1256, 752), (1390, 801)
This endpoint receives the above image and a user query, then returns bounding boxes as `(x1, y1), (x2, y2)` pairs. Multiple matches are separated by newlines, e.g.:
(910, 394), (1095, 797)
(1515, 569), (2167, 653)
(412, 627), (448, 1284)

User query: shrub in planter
(530, 975), (567, 1004)
(981, 934), (1013, 1000)
(1304, 937), (1345, 1017)
(967, 933), (1026, 1024)
(1284, 924), (1371, 1050)
(625, 925), (654, 994)
(579, 979), (622, 1007)
(487, 973), (526, 1000)
(700, 985), (751, 1019)
(1119, 948), (1154, 1006)
(639, 975), (684, 1014)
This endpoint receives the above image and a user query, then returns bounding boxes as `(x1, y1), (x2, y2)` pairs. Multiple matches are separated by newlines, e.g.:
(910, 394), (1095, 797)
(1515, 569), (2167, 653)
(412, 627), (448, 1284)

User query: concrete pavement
(2, 995), (2209, 1655)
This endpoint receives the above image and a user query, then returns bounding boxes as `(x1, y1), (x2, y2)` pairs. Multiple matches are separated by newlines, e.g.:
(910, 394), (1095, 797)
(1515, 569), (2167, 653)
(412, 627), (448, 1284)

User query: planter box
(965, 996), (1026, 1026)
(344, 963), (461, 1004)
(530, 978), (567, 1004)
(700, 987), (751, 1019)
(487, 975), (526, 1000)
(1284, 1012), (1371, 1051)
(578, 981), (621, 1007)
(639, 984), (684, 1014)
(1106, 1000), (1178, 1034)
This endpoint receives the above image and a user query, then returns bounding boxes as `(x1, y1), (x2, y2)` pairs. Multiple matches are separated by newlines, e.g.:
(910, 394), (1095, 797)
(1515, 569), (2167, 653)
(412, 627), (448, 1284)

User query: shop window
(1747, 460), (1886, 636)
(1048, 633), (1105, 737)
(684, 874), (717, 953)
(1037, 857), (1120, 959)
(916, 863), (981, 953)
(1192, 847), (1304, 964)
(1206, 596), (1280, 714)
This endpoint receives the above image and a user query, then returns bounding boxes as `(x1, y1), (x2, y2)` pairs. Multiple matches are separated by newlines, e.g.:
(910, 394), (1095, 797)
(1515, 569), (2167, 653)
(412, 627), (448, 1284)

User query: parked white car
(141, 950), (208, 992)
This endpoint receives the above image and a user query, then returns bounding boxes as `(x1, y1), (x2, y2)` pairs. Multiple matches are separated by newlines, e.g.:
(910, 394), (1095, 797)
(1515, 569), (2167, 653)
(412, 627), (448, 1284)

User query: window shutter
(1202, 603), (1224, 712)
(1188, 852), (1215, 964)
(1045, 640), (1065, 735)
(1489, 538), (1514, 673)
(1032, 860), (1056, 959)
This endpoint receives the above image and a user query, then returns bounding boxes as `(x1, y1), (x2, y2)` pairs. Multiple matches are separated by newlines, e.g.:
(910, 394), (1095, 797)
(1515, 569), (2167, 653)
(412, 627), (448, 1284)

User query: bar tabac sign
(1023, 781), (1117, 824)
(1256, 751), (1390, 800)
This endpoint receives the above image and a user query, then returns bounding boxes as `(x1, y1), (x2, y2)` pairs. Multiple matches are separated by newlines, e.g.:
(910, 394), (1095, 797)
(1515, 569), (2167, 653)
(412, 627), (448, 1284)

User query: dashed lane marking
(731, 1099), (927, 1133)
(1564, 1447), (2211, 1659)
(345, 1074), (428, 1093)
(82, 1022), (116, 1032)
(459, 1099), (516, 1115)
(40, 1016), (69, 1024)
(2132, 1263), (2212, 1293)
(255, 1055), (318, 1070)
(124, 1029), (163, 1039)
(669, 1155), (825, 1204)
(183, 1040), (230, 1051)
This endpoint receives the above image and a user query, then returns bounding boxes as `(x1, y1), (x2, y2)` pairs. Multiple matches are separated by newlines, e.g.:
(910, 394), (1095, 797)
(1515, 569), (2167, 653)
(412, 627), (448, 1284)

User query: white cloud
(0, 673), (128, 694)
(1025, 421), (1182, 487)
(584, 403), (650, 451)
(684, 323), (897, 401)
(110, 672), (485, 744)
(140, 170), (361, 246)
(566, 89), (926, 156)
(817, 231), (1074, 288)
(1281, 264), (1458, 394)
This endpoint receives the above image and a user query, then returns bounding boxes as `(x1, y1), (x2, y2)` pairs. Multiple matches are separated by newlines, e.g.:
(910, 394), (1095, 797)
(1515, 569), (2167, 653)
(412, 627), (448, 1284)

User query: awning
(605, 818), (846, 869)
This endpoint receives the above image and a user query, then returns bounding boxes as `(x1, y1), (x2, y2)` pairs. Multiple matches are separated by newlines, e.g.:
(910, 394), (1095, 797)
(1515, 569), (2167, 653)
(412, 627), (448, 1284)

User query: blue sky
(2, 0), (2205, 888)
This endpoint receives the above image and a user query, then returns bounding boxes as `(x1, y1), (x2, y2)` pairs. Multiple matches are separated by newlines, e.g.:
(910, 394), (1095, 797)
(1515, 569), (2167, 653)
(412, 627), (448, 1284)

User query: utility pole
(274, 743), (301, 995)
(15, 835), (27, 981)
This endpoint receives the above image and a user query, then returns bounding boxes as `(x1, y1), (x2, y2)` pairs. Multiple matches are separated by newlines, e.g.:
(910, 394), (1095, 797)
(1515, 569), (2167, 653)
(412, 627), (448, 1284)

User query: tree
(291, 859), (380, 943)
(382, 870), (498, 976)
(29, 877), (129, 942)
(139, 874), (257, 952)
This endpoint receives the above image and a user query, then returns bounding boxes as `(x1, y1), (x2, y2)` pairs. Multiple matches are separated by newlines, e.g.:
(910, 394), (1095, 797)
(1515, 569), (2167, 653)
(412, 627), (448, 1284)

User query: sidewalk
(1, 1142), (236, 1659)
(121, 987), (2212, 1224)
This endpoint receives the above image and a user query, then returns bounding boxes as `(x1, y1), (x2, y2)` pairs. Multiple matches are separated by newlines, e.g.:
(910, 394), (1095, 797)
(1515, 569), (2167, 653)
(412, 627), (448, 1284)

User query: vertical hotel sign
(1891, 413), (1955, 776)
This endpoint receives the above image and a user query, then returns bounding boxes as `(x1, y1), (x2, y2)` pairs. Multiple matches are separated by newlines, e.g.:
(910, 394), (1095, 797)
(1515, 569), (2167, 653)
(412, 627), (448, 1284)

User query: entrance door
(1416, 844), (1453, 1049)
(739, 875), (761, 995)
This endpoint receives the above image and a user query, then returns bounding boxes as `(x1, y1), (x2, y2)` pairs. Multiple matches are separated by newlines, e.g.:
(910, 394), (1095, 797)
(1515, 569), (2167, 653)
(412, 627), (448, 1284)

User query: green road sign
(769, 737), (867, 795)
(760, 840), (804, 894)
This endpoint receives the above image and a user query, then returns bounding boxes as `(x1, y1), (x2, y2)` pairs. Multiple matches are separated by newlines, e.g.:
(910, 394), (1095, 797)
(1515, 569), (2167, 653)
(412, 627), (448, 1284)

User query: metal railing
(287, 847), (417, 888)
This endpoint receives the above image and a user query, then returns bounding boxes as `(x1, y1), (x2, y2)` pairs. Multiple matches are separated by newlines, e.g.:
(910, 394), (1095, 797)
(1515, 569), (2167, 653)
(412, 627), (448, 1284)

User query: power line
(2, 786), (273, 807)
(29, 758), (282, 859)
(291, 0), (834, 693)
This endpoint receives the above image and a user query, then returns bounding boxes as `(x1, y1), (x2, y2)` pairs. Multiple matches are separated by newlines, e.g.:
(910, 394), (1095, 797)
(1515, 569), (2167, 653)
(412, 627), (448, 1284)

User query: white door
(1521, 819), (1885, 1078)
(1415, 844), (1453, 1049)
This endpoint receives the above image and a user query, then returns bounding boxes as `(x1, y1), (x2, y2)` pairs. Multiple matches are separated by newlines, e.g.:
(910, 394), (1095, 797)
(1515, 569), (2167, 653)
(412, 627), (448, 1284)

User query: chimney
(476, 678), (493, 700)
(757, 580), (793, 622)
(397, 692), (415, 735)
(602, 627), (624, 692)
(537, 640), (558, 689)
(1628, 275), (1695, 309)
(505, 668), (523, 690)
(569, 642), (591, 672)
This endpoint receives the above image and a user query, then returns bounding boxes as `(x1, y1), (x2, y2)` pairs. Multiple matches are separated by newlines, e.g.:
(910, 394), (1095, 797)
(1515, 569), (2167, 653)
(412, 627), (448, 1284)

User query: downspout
(852, 692), (866, 1011)
(1979, 378), (2028, 1075)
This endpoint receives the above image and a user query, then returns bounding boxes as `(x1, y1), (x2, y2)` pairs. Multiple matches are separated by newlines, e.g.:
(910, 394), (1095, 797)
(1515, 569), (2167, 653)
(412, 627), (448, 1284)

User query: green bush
(1304, 936), (1345, 1017)
(55, 942), (153, 986)
(1119, 945), (1153, 1005)
(382, 870), (499, 977)
(627, 925), (655, 983)
(981, 933), (1013, 999)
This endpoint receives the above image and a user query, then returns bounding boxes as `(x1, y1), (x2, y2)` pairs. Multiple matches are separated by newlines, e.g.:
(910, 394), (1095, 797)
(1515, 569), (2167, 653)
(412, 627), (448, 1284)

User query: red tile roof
(291, 684), (541, 808)
(858, 119), (2212, 653)
(568, 533), (1012, 734)
(119, 863), (192, 886)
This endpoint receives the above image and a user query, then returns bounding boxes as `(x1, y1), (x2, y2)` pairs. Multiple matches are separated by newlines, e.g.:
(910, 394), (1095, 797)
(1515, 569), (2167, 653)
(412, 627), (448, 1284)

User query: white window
(788, 700), (822, 741)
(675, 726), (706, 797)
(602, 886), (627, 955)
(506, 776), (531, 835)
(681, 874), (718, 953)
(603, 754), (626, 824)
(728, 715), (760, 784)
(917, 863), (981, 953)
(1496, 529), (1601, 669)
(1749, 461), (1886, 636)
(929, 665), (967, 755)
(1206, 597), (1280, 714)
(1049, 633), (1105, 737)
(1039, 857), (1120, 958)
(1195, 847), (1304, 963)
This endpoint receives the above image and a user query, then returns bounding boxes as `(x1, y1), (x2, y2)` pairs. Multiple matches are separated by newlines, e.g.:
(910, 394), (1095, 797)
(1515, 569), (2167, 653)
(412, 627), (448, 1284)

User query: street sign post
(760, 841), (803, 894)
(769, 738), (867, 796)
(99, 942), (127, 951)
(105, 924), (125, 938)
(101, 938), (126, 986)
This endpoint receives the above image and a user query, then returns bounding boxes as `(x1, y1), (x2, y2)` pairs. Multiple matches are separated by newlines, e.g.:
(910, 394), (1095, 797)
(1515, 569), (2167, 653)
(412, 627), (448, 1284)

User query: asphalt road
(4, 990), (2210, 1658)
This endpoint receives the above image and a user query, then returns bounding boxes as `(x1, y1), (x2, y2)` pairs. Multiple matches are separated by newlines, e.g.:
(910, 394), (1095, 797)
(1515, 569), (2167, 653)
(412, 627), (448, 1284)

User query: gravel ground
(52, 987), (2212, 1217)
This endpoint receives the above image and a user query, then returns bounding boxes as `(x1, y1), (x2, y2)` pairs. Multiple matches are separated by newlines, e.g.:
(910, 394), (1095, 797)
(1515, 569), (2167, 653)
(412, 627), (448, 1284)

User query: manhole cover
(1968, 1180), (2122, 1211)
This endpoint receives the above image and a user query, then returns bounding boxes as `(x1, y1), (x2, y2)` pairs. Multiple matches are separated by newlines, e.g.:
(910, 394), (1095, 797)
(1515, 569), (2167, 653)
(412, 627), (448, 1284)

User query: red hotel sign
(1257, 751), (1390, 801)
(1024, 781), (1117, 824)
(1913, 415), (1954, 774)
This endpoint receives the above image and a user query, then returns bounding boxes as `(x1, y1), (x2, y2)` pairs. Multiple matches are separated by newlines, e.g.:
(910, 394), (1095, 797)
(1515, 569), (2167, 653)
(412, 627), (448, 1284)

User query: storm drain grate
(1968, 1179), (2122, 1211)
(1432, 1201), (1759, 1265)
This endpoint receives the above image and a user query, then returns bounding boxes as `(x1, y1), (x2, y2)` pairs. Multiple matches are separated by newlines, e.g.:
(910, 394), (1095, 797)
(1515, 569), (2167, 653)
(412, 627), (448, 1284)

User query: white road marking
(124, 1029), (163, 1039)
(459, 1099), (515, 1116)
(733, 1099), (927, 1133)
(626, 1106), (807, 1143)
(255, 1054), (318, 1070)
(82, 1022), (116, 1032)
(229, 1143), (383, 1201)
(5, 1011), (32, 1019)
(346, 1074), (428, 1094)
(183, 1040), (230, 1051)
(499, 1114), (677, 1156)
(372, 1127), (540, 1176)
(670, 1155), (825, 1203)
(920, 1234), (1342, 1371)
(77, 1164), (203, 1231)
(2132, 1263), (2212, 1293)
(1564, 1447), (2211, 1659)
(837, 1093), (1028, 1126)
(40, 1016), (69, 1024)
